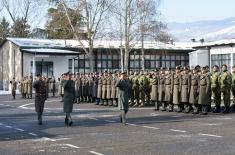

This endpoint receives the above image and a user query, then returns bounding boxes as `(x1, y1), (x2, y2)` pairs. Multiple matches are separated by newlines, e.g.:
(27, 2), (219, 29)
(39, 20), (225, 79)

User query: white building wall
(23, 53), (74, 79)
(189, 49), (209, 69)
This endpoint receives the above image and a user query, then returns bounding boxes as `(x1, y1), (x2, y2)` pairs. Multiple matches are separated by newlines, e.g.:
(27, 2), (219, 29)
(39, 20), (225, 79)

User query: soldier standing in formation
(181, 67), (191, 113)
(10, 77), (17, 100)
(211, 65), (221, 113)
(220, 64), (232, 114)
(189, 69), (200, 114)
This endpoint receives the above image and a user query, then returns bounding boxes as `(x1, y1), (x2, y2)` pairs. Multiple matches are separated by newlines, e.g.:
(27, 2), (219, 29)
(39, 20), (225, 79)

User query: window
(145, 60), (151, 69)
(112, 60), (119, 68)
(211, 54), (231, 71)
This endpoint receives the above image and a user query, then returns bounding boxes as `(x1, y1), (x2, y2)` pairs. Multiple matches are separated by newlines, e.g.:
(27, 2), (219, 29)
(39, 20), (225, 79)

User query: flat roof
(21, 48), (80, 55)
(4, 38), (194, 51)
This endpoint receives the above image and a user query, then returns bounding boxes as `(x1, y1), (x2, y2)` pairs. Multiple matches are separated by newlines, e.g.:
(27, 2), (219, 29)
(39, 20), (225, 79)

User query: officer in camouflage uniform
(173, 66), (182, 112)
(189, 68), (200, 114)
(128, 71), (135, 106)
(139, 71), (149, 107)
(220, 64), (232, 114)
(164, 68), (173, 112)
(133, 72), (140, 107)
(158, 68), (165, 110)
(232, 65), (235, 107)
(180, 67), (191, 113)
(211, 65), (221, 113)
(145, 73), (151, 105)
(198, 66), (211, 115)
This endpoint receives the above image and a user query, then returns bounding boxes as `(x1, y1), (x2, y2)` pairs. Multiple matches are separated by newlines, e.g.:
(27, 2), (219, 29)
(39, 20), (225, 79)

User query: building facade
(190, 39), (235, 71)
(0, 38), (193, 90)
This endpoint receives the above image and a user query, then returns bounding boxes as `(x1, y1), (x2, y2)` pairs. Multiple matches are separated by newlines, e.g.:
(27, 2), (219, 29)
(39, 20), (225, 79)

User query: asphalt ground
(0, 95), (235, 155)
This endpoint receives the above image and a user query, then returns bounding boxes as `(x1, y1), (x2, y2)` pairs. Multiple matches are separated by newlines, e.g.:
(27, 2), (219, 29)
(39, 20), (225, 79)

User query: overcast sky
(160, 0), (235, 22)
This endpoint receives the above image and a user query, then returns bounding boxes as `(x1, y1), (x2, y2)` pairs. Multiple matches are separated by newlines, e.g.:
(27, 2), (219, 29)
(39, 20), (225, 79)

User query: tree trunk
(141, 24), (145, 71)
(88, 47), (94, 73)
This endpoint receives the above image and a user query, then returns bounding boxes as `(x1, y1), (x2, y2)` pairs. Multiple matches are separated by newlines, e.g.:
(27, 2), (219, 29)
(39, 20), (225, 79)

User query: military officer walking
(116, 71), (131, 125)
(33, 74), (47, 125)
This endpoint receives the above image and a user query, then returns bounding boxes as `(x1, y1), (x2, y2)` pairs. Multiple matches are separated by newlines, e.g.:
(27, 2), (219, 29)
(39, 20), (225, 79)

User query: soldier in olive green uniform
(180, 67), (191, 113)
(211, 65), (221, 113)
(173, 66), (182, 112)
(189, 69), (200, 114)
(164, 68), (173, 112)
(220, 64), (232, 114)
(133, 72), (140, 107)
(158, 68), (165, 110)
(10, 78), (17, 100)
(198, 67), (211, 115)
(232, 66), (235, 107)
(139, 71), (149, 107)
(128, 71), (135, 106)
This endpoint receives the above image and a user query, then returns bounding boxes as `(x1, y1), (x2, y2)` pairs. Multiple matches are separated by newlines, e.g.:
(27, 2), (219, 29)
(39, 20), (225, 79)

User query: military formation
(10, 76), (56, 100)
(10, 64), (235, 116)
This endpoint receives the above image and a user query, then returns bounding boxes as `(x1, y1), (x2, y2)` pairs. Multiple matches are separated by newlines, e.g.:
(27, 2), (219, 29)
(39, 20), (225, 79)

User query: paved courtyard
(0, 95), (235, 155)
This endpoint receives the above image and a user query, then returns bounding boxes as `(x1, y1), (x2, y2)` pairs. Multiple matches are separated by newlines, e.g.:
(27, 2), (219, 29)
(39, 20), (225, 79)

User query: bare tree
(59, 0), (115, 72)
(136, 0), (161, 70)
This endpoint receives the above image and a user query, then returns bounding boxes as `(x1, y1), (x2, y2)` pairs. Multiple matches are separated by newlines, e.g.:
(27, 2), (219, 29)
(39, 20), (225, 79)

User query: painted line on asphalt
(15, 128), (25, 132)
(142, 126), (159, 130)
(170, 129), (187, 133)
(65, 144), (80, 149)
(41, 137), (57, 142)
(104, 120), (117, 123)
(198, 133), (222, 138)
(88, 117), (100, 121)
(28, 133), (38, 136)
(172, 115), (182, 118)
(5, 125), (12, 128)
(126, 123), (138, 126)
(89, 151), (104, 155)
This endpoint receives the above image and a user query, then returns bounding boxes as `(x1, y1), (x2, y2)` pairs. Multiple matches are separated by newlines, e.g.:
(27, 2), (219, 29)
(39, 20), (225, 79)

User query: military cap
(36, 74), (41, 77)
(212, 65), (219, 69)
(176, 66), (181, 70)
(160, 67), (166, 70)
(221, 64), (227, 68)
(205, 65), (210, 69)
(121, 71), (127, 75)
(183, 66), (189, 71)
(104, 70), (108, 73)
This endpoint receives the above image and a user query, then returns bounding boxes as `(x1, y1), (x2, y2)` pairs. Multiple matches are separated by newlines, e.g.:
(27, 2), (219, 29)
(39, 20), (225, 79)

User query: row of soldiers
(58, 72), (119, 106)
(127, 64), (234, 115)
(57, 64), (235, 115)
(10, 76), (56, 99)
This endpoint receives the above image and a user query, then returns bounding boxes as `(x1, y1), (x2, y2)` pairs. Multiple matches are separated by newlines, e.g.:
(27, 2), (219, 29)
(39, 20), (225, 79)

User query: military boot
(166, 103), (173, 112)
(201, 105), (208, 115)
(38, 113), (42, 125)
(212, 106), (221, 113)
(222, 106), (230, 114)
(160, 103), (166, 111)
